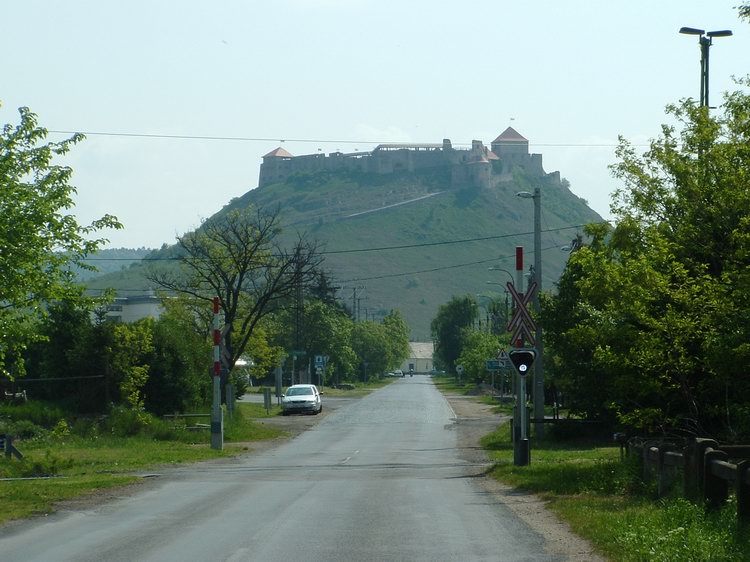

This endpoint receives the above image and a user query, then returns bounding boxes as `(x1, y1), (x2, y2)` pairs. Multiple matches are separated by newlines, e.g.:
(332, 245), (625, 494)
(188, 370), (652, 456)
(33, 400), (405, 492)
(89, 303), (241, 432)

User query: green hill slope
(86, 168), (602, 339)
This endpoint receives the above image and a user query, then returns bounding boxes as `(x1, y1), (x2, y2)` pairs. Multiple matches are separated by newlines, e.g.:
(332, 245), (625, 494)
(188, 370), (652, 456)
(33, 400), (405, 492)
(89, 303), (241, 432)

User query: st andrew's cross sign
(506, 281), (537, 346)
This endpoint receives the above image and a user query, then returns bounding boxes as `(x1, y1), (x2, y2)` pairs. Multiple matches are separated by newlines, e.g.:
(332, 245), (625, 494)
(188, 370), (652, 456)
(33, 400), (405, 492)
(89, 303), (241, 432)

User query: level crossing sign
(506, 281), (537, 346)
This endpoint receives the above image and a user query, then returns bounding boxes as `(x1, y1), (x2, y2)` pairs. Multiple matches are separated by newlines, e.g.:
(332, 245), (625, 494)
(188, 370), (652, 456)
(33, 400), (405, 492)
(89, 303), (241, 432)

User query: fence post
(657, 444), (677, 498)
(736, 460), (750, 525)
(704, 448), (730, 510)
(693, 438), (719, 501)
(642, 440), (658, 481)
(683, 441), (696, 500)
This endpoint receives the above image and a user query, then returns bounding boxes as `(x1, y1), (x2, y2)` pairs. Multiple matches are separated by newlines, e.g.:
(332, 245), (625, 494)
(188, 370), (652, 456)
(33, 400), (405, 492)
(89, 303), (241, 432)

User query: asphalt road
(0, 377), (560, 561)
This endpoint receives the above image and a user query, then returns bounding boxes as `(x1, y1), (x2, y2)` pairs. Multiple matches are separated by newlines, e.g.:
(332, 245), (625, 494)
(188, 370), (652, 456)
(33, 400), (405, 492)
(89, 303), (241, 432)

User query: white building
(400, 342), (434, 374)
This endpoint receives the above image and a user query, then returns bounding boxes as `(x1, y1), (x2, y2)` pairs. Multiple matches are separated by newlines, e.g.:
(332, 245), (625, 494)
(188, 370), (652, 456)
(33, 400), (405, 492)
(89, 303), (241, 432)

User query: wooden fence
(624, 436), (750, 523)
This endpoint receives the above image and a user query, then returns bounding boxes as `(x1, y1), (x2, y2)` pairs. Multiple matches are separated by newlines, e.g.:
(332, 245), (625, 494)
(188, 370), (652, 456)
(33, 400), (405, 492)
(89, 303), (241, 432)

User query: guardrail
(624, 436), (750, 523)
(162, 413), (211, 431)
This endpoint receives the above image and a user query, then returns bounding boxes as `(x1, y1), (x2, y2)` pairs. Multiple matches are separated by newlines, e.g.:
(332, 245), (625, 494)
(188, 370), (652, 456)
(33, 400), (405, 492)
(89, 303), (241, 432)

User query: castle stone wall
(258, 132), (554, 189)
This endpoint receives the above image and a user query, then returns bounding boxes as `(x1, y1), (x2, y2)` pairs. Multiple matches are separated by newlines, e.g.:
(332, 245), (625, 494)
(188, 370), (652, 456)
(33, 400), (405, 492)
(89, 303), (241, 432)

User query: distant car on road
(281, 384), (322, 415)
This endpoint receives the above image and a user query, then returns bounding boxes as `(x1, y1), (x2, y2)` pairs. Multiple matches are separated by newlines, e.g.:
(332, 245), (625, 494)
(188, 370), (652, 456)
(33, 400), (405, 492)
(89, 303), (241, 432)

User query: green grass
(479, 421), (750, 561)
(0, 402), (285, 525)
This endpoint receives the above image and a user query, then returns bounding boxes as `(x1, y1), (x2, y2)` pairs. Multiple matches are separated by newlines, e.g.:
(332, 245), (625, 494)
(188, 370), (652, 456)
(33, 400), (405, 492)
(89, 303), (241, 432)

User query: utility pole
(517, 188), (544, 438)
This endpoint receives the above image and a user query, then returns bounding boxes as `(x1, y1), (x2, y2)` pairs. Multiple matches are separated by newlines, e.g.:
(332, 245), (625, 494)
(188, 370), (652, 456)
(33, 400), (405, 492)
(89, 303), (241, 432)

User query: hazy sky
(3, 0), (748, 249)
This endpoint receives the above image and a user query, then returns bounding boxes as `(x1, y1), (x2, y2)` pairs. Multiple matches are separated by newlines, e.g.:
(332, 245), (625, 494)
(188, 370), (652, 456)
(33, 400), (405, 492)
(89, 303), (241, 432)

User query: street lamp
(679, 27), (732, 108)
(488, 266), (515, 285)
(516, 188), (544, 438)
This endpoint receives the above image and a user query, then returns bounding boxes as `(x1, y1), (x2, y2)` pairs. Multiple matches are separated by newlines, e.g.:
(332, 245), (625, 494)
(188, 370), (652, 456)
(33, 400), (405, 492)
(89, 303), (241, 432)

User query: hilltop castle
(258, 127), (560, 189)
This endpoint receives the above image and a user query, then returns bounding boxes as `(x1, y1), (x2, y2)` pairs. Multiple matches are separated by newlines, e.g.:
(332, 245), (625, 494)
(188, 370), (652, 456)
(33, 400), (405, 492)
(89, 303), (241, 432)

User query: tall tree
(0, 106), (121, 376)
(431, 295), (478, 371)
(148, 206), (322, 386)
(544, 88), (750, 437)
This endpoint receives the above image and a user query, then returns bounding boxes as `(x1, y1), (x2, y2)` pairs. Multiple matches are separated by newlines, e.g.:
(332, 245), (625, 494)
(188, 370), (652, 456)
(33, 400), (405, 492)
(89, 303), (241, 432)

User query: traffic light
(509, 349), (536, 376)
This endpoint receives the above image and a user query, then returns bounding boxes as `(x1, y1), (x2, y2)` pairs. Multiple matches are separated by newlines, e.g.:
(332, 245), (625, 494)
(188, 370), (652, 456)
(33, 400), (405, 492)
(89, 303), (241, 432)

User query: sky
(2, 0), (748, 249)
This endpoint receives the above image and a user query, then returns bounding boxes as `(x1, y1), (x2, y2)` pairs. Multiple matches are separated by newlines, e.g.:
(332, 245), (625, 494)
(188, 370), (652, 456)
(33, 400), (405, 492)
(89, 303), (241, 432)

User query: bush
(106, 406), (150, 437)
(0, 419), (48, 440)
(0, 400), (68, 427)
(105, 406), (182, 441)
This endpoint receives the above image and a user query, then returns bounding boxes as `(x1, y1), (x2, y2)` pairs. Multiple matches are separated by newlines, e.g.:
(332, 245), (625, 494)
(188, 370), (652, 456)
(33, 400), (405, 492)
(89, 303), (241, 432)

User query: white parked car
(281, 384), (323, 415)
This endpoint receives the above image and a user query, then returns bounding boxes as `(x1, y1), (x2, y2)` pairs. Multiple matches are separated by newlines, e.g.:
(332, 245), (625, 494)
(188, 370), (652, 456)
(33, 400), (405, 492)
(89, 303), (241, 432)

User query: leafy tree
(431, 295), (478, 371)
(111, 320), (154, 413)
(382, 310), (410, 369)
(544, 88), (750, 437)
(456, 329), (501, 384)
(351, 321), (390, 381)
(144, 303), (212, 415)
(0, 106), (121, 376)
(300, 300), (356, 383)
(148, 206), (322, 397)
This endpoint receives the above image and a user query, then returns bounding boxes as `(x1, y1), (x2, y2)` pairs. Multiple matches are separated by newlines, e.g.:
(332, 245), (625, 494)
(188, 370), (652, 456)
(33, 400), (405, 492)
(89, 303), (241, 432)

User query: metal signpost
(509, 349), (536, 466)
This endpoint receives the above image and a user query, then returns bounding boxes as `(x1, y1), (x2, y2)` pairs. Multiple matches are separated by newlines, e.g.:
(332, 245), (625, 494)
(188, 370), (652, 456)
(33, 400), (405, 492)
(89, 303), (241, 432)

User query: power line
(79, 223), (597, 262)
(339, 243), (569, 282)
(91, 242), (573, 291)
(47, 129), (642, 148)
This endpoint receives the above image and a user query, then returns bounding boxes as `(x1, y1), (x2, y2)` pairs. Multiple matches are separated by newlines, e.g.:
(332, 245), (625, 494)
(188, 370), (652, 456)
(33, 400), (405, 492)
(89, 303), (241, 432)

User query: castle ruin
(258, 127), (560, 189)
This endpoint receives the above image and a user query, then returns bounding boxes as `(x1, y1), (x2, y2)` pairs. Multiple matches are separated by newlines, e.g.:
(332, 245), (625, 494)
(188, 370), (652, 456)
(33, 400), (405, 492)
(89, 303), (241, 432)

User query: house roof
(492, 126), (528, 144)
(486, 150), (500, 160)
(408, 341), (434, 360)
(263, 147), (294, 158)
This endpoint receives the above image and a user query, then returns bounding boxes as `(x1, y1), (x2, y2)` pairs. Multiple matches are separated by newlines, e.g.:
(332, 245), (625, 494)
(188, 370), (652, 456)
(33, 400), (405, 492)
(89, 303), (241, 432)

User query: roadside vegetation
(480, 421), (750, 561)
(0, 401), (284, 525)
(435, 376), (749, 560)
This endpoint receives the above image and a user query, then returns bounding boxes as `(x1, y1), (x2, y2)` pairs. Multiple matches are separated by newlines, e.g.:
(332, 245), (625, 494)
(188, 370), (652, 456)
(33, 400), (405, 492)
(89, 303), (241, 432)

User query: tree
(543, 88), (750, 437)
(0, 106), (121, 376)
(144, 302), (212, 415)
(148, 206), (322, 394)
(431, 295), (478, 371)
(382, 310), (410, 369)
(456, 329), (501, 384)
(351, 321), (390, 381)
(299, 300), (356, 383)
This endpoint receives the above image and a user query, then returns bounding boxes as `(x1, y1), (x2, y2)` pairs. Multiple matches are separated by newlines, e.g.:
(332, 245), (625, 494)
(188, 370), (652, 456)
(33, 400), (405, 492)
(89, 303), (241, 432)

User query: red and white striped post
(514, 246), (524, 348)
(211, 297), (224, 450)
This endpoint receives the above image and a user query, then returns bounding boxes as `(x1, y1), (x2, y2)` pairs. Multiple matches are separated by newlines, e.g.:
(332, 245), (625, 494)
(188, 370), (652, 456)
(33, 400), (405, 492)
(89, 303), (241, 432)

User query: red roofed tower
(491, 126), (529, 157)
(259, 147), (294, 186)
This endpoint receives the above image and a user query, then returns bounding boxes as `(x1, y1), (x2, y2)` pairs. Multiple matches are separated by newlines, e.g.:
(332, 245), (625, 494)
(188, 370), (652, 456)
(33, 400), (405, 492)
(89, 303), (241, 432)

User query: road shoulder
(442, 392), (607, 562)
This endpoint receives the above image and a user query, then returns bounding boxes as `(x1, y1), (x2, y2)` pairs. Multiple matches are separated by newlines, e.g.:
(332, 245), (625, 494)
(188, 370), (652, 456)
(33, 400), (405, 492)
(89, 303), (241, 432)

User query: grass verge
(0, 403), (284, 525)
(480, 422), (750, 561)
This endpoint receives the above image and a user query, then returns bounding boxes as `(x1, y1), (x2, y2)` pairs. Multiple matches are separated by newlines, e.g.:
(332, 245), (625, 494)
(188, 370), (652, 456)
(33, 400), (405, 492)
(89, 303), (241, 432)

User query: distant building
(102, 294), (164, 323)
(258, 127), (559, 189)
(400, 342), (434, 374)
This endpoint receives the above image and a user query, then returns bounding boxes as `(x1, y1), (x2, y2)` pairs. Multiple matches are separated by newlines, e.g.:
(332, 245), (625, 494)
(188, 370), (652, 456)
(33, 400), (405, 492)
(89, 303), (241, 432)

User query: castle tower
(491, 126), (529, 157)
(259, 147), (294, 187)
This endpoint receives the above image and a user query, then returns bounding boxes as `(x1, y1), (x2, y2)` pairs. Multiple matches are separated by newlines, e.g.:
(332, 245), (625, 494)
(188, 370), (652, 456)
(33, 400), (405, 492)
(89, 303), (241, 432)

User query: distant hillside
(85, 167), (602, 340)
(73, 247), (154, 282)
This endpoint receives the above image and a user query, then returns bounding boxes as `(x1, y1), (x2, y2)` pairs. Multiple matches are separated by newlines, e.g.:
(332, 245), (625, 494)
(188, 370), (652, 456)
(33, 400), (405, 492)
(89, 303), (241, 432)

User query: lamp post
(516, 188), (544, 438)
(488, 266), (515, 285)
(679, 27), (732, 108)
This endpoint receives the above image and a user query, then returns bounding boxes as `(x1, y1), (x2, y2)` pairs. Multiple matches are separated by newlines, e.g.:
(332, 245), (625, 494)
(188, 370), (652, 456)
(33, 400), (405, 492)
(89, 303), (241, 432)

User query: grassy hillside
(85, 168), (602, 339)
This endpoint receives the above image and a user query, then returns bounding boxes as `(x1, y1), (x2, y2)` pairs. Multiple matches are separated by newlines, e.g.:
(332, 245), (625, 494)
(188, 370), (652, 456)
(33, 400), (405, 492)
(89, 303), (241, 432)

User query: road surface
(0, 377), (562, 561)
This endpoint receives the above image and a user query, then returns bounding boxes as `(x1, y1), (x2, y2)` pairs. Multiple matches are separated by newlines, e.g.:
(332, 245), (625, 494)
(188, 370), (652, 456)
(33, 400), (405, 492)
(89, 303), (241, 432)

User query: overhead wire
(47, 129), (644, 148)
(79, 222), (598, 261)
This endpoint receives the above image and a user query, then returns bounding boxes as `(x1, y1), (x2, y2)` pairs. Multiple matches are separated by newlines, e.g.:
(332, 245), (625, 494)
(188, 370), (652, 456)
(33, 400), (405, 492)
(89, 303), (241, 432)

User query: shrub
(0, 400), (68, 427)
(0, 419), (49, 440)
